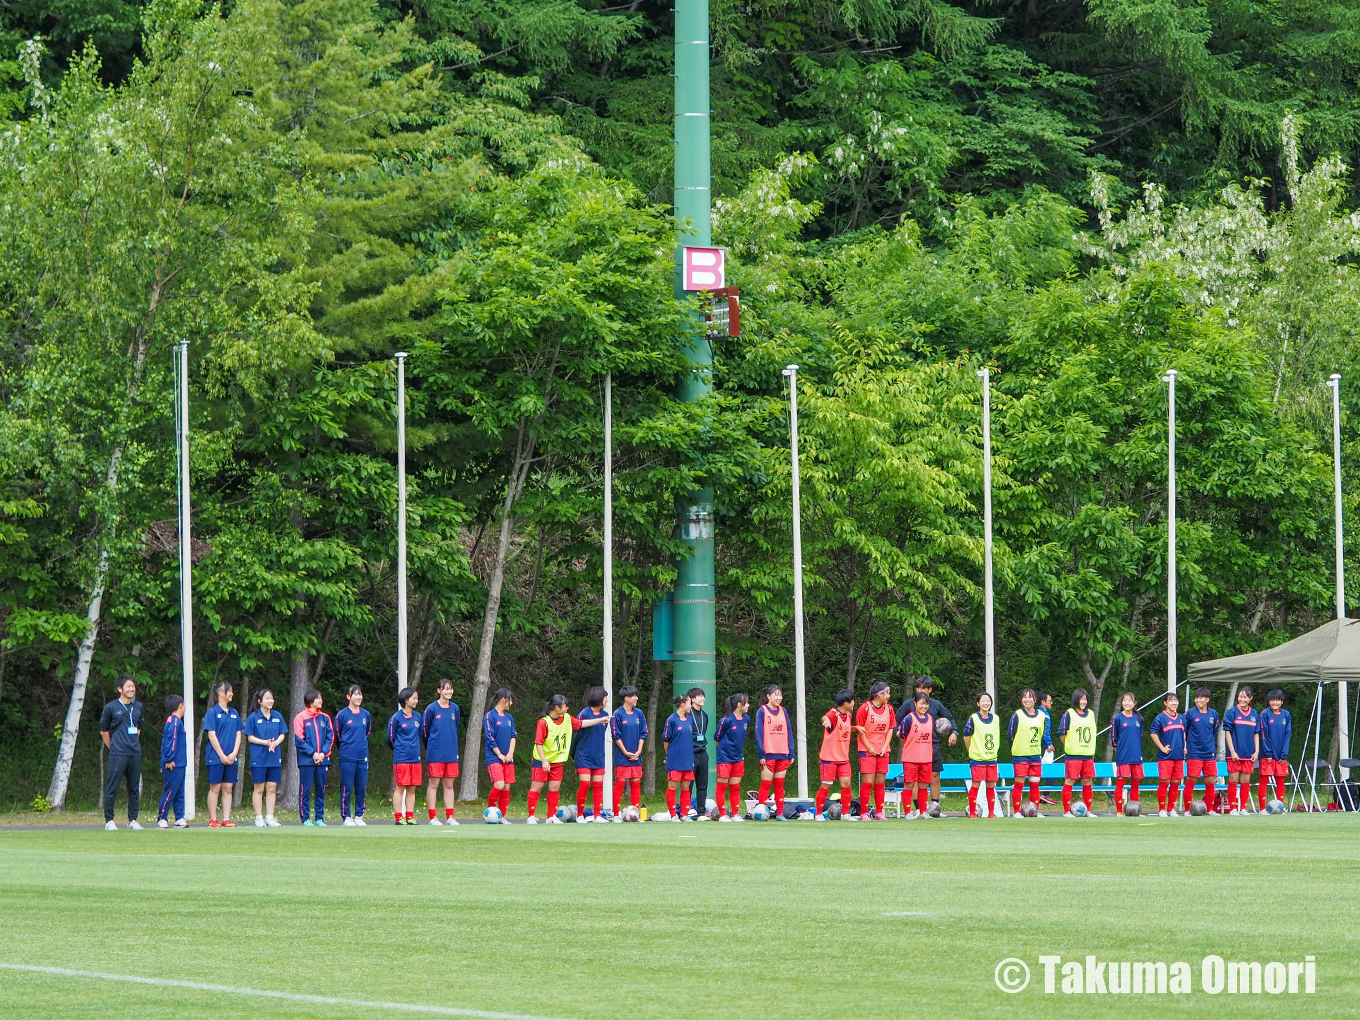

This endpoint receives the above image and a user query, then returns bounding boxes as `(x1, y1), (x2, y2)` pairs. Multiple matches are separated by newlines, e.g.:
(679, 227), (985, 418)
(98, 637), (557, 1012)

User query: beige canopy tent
(1188, 618), (1359, 809)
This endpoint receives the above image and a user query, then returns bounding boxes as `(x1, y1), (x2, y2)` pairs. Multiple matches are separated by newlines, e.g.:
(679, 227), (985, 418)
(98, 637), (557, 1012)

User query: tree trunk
(644, 659), (662, 797)
(280, 648), (309, 812)
(458, 421), (534, 802)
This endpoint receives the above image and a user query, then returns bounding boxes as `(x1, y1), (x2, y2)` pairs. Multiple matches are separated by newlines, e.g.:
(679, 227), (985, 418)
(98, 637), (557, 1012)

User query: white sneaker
(719, 815), (732, 823)
(546, 817), (563, 825)
(594, 815), (610, 824)
(498, 817), (512, 825)
(126, 820), (143, 830)
(1033, 812), (1045, 818)
(174, 819), (189, 828)
(905, 810), (920, 820)
(104, 821), (117, 831)
(428, 817), (442, 826)
(526, 816), (539, 825)
(255, 817), (267, 828)
(1063, 811), (1075, 818)
(843, 814), (859, 821)
(157, 819), (169, 829)
(1170, 809), (1181, 817)
(342, 817), (357, 827)
(1229, 808), (1242, 816)
(575, 815), (590, 824)
(445, 818), (459, 826)
(266, 816), (282, 827)
(1159, 810), (1169, 818)
(353, 817), (366, 827)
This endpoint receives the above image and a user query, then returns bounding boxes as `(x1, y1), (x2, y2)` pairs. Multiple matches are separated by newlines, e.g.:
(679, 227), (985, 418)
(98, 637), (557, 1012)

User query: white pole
(176, 341), (196, 820)
(395, 352), (408, 692)
(603, 372), (614, 807)
(1329, 373), (1350, 780)
(978, 368), (995, 703)
(1162, 369), (1177, 694)
(784, 365), (808, 800)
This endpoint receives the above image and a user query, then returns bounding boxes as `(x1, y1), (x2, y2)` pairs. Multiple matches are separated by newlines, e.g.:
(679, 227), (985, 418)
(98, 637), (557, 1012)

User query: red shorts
(532, 763), (565, 784)
(858, 752), (890, 775)
(1013, 761), (1042, 779)
(716, 762), (745, 780)
(1260, 758), (1289, 777)
(487, 762), (516, 785)
(1186, 759), (1216, 778)
(427, 761), (460, 779)
(1227, 759), (1256, 775)
(819, 761), (851, 782)
(1115, 763), (1144, 779)
(615, 765), (643, 780)
(667, 770), (696, 782)
(970, 763), (998, 782)
(576, 768), (604, 779)
(1065, 759), (1095, 780)
(393, 762), (422, 787)
(1157, 759), (1184, 781)
(901, 761), (932, 784)
(760, 759), (791, 774)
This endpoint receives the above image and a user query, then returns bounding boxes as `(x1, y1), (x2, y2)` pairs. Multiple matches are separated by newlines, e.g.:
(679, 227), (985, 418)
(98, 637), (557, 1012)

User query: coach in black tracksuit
(99, 675), (145, 829)
(688, 688), (710, 816)
(897, 675), (956, 804)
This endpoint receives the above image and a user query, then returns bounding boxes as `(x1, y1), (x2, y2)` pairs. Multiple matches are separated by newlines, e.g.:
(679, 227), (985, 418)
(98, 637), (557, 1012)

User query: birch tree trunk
(280, 648), (310, 812)
(458, 421), (535, 802)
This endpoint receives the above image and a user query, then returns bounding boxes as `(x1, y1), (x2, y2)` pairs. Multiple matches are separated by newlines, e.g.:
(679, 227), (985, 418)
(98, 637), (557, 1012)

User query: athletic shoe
(342, 817), (356, 827)
(680, 815), (693, 822)
(546, 817), (563, 825)
(864, 808), (877, 820)
(1229, 808), (1241, 816)
(526, 816), (539, 825)
(1063, 811), (1075, 818)
(157, 819), (169, 829)
(905, 810), (920, 820)
(127, 820), (143, 830)
(255, 817), (267, 828)
(301, 819), (314, 827)
(814, 813), (827, 821)
(221, 820), (238, 828)
(611, 815), (622, 823)
(843, 814), (859, 821)
(445, 818), (459, 826)
(1170, 809), (1181, 817)
(498, 817), (512, 825)
(593, 815), (610, 824)
(1158, 810), (1169, 818)
(428, 817), (443, 826)
(174, 819), (189, 828)
(313, 820), (326, 827)
(1032, 811), (1045, 819)
(353, 817), (366, 827)
(104, 820), (118, 830)
(731, 814), (745, 822)
(575, 815), (589, 824)
(719, 815), (732, 823)
(208, 820), (221, 828)
(266, 816), (282, 827)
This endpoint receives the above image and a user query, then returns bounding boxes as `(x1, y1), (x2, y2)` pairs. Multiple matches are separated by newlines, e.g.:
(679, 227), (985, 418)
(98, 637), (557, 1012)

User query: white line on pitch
(0, 963), (572, 1020)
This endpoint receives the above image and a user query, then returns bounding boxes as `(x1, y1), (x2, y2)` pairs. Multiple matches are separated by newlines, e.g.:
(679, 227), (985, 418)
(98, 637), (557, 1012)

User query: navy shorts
(207, 761), (239, 785)
(251, 765), (281, 784)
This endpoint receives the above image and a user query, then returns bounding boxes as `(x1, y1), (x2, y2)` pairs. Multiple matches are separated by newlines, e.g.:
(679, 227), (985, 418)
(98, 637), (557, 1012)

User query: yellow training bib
(1062, 709), (1096, 757)
(967, 713), (1000, 762)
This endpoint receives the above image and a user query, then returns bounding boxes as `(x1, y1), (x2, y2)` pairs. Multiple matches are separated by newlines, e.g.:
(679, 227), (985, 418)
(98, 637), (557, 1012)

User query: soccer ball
(1188, 799), (1208, 817)
(706, 803), (722, 820)
(751, 803), (770, 821)
(826, 801), (843, 821)
(935, 716), (954, 736)
(1072, 802), (1088, 817)
(621, 805), (641, 822)
(483, 807), (502, 824)
(927, 800), (942, 818)
(1020, 802), (1038, 818)
(1267, 799), (1287, 815)
(555, 804), (577, 822)
(1123, 801), (1142, 817)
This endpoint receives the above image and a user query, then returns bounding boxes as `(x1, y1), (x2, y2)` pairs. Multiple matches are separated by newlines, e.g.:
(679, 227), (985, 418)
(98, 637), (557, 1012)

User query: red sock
(428, 807), (437, 820)
(487, 790), (498, 809)
(527, 790), (540, 818)
(916, 789), (928, 813)
(592, 781), (603, 817)
(613, 781), (624, 814)
(1082, 786), (1093, 811)
(1157, 783), (1168, 811)
(1029, 780), (1040, 805)
(665, 788), (677, 816)
(1226, 781), (1238, 811)
(576, 784), (588, 815)
(394, 811), (402, 822)
(545, 790), (559, 818)
(859, 781), (871, 815)
(1243, 782), (1254, 810)
(815, 787), (828, 813)
(773, 777), (786, 813)
(968, 784), (979, 817)
(986, 786), (997, 815)
(445, 806), (455, 820)
(1062, 786), (1072, 813)
(630, 780), (641, 808)
(679, 788), (691, 818)
(500, 788), (511, 814)
(715, 784), (727, 816)
(1115, 778), (1124, 809)
(1013, 780), (1024, 813)
(874, 782), (885, 816)
(404, 811), (413, 821)
(1183, 782), (1194, 811)
(841, 786), (851, 815)
(1258, 777), (1268, 809)
(757, 778), (771, 807)
(1129, 782), (1140, 809)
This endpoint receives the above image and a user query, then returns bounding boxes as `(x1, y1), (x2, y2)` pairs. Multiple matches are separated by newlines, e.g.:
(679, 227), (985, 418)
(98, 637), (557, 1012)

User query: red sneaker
(208, 820), (221, 828)
(220, 820), (237, 828)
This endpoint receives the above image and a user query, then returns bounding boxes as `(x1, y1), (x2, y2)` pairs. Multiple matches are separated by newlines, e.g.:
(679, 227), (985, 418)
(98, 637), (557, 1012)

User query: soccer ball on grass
(483, 807), (502, 824)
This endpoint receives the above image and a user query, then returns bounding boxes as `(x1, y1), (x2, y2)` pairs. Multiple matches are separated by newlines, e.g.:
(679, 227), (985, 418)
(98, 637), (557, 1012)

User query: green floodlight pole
(672, 0), (717, 798)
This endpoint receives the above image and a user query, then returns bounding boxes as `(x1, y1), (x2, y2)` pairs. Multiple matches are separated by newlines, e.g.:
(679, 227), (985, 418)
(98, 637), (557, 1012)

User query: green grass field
(1, 816), (1357, 1019)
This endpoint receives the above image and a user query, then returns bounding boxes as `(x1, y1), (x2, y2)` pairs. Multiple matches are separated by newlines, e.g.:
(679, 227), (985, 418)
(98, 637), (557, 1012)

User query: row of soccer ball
(478, 798), (1296, 823)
